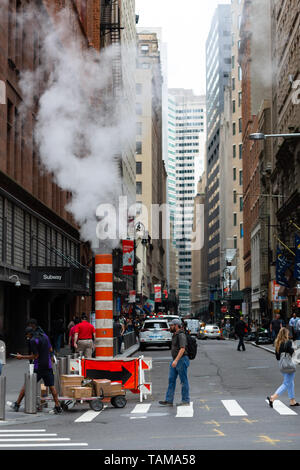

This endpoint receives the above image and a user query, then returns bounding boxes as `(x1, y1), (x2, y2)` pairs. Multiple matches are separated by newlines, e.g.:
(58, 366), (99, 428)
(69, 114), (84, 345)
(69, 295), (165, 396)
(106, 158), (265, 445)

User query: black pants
(237, 335), (245, 351)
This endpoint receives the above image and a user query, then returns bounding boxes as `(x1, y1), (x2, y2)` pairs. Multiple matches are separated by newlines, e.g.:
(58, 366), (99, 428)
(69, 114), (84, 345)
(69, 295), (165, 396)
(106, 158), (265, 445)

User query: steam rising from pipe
(18, 4), (135, 250)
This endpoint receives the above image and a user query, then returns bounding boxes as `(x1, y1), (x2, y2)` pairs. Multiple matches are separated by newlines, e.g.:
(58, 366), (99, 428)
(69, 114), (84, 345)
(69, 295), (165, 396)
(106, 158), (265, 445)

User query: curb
(248, 341), (275, 354)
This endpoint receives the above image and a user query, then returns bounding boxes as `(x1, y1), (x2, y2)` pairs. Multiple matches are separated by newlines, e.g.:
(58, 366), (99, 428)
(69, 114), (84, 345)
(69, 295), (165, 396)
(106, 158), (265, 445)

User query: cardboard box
(60, 375), (84, 396)
(110, 382), (124, 397)
(71, 386), (93, 399)
(92, 379), (111, 397)
(60, 375), (84, 385)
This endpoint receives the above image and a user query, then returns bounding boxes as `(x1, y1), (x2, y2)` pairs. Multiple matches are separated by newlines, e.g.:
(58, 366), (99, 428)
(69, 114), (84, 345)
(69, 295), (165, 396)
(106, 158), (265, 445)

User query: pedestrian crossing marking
(131, 404), (151, 414)
(176, 402), (194, 418)
(0, 429), (88, 449)
(221, 400), (248, 416)
(75, 406), (107, 422)
(71, 398), (300, 423)
(265, 400), (298, 416)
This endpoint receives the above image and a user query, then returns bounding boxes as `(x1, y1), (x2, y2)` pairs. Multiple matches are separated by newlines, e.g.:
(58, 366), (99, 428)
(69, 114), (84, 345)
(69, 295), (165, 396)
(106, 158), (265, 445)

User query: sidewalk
(0, 341), (140, 426)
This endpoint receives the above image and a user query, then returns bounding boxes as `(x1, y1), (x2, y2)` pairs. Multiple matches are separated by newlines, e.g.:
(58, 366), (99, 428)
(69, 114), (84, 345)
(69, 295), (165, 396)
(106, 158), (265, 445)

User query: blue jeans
(165, 355), (190, 404)
(275, 372), (295, 399)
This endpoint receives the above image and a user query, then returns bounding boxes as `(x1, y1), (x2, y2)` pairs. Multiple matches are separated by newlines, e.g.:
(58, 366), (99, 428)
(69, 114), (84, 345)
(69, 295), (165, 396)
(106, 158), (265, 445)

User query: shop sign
(154, 284), (161, 303)
(122, 240), (134, 275)
(30, 266), (89, 293)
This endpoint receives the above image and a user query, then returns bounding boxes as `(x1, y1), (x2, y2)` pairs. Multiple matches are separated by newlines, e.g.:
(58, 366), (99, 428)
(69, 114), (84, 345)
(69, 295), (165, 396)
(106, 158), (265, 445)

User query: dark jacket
(235, 320), (247, 337)
(275, 340), (294, 361)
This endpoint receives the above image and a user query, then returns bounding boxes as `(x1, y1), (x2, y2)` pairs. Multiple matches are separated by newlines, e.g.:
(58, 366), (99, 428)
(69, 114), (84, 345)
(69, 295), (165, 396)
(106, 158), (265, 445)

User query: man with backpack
(159, 318), (193, 407)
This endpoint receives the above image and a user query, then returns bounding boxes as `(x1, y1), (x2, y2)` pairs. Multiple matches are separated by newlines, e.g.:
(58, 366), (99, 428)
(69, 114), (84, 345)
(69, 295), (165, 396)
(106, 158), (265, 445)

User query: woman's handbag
(279, 343), (296, 374)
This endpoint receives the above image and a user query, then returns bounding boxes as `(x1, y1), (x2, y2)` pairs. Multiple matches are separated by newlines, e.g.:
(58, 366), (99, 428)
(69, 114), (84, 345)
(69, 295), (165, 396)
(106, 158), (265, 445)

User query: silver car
(139, 320), (172, 351)
(202, 324), (221, 340)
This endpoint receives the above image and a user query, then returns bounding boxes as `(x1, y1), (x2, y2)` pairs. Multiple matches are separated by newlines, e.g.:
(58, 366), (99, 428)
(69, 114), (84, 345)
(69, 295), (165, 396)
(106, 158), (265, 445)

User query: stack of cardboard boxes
(59, 375), (124, 399)
(92, 379), (124, 397)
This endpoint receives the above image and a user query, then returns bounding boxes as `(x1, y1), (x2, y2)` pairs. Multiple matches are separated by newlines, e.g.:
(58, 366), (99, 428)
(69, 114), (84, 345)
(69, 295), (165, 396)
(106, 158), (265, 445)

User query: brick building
(269, 0), (300, 313)
(239, 0), (273, 321)
(0, 0), (101, 352)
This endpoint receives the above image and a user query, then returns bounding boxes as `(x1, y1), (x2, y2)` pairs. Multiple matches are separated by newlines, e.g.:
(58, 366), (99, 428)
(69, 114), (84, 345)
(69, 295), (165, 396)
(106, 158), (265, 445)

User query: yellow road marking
(205, 420), (220, 427)
(243, 418), (258, 424)
(213, 429), (225, 437)
(258, 435), (280, 446)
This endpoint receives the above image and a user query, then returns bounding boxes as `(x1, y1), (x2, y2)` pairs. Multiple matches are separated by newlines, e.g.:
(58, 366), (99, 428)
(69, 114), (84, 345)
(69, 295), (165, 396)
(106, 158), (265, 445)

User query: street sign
(81, 357), (152, 401)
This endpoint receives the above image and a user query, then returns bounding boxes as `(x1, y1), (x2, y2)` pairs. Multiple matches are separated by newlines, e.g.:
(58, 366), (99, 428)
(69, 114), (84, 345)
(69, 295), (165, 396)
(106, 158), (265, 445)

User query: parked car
(183, 319), (200, 336)
(202, 324), (221, 340)
(197, 325), (206, 340)
(139, 319), (172, 351)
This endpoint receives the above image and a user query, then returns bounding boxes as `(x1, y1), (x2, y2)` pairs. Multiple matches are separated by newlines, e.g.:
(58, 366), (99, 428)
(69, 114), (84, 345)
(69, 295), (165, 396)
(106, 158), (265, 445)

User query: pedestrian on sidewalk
(68, 317), (80, 353)
(159, 319), (190, 407)
(11, 327), (62, 414)
(53, 317), (65, 354)
(267, 327), (299, 408)
(270, 313), (283, 343)
(74, 313), (95, 358)
(289, 312), (298, 341)
(113, 317), (123, 354)
(235, 316), (247, 351)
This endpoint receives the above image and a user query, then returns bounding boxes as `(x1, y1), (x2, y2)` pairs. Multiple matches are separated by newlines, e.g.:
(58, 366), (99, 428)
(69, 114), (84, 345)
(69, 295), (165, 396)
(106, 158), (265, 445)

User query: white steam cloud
(18, 4), (135, 250)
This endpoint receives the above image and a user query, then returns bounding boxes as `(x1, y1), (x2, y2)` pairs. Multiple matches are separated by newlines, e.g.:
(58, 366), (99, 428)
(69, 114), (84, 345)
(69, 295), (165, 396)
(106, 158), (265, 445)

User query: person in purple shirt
(11, 327), (62, 414)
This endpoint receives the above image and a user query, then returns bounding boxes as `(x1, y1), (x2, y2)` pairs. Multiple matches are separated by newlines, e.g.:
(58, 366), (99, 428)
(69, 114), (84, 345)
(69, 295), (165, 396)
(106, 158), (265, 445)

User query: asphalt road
(2, 338), (300, 452)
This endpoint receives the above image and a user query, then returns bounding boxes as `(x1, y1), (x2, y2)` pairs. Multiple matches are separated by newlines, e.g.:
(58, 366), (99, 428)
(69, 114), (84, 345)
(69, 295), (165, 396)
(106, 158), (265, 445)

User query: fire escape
(100, 0), (123, 98)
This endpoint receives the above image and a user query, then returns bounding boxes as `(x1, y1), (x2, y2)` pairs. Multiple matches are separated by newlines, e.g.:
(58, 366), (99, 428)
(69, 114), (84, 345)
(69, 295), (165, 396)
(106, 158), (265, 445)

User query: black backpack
(186, 333), (197, 360)
(178, 331), (197, 360)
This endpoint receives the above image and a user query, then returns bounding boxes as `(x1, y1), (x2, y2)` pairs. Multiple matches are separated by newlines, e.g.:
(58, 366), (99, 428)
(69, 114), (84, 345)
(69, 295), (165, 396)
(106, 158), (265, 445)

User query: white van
(183, 319), (200, 336)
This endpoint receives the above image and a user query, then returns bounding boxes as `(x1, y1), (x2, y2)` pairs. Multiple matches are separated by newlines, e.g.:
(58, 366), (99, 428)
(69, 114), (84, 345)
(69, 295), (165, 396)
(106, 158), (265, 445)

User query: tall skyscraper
(205, 4), (232, 289)
(168, 89), (206, 316)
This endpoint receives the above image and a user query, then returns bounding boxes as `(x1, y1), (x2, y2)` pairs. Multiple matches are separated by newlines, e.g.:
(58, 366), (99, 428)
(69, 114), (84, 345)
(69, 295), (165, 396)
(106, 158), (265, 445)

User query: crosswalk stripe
(0, 443), (89, 448)
(265, 400), (298, 416)
(0, 429), (46, 433)
(0, 434), (57, 437)
(131, 404), (151, 414)
(75, 407), (107, 423)
(0, 438), (70, 442)
(176, 402), (194, 418)
(221, 400), (248, 416)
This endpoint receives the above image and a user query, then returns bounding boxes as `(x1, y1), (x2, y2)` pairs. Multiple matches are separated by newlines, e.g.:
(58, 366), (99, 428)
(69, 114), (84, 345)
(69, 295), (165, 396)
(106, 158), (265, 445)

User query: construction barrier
(95, 254), (114, 358)
(70, 356), (152, 402)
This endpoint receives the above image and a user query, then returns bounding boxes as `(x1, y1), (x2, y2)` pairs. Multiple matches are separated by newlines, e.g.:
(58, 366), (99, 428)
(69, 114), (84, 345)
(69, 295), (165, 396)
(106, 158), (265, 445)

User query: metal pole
(59, 356), (67, 375)
(0, 376), (6, 420)
(24, 372), (37, 414)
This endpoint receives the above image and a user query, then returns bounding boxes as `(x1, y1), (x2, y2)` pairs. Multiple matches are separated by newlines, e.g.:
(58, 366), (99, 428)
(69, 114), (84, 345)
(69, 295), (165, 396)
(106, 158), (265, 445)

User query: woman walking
(267, 327), (299, 407)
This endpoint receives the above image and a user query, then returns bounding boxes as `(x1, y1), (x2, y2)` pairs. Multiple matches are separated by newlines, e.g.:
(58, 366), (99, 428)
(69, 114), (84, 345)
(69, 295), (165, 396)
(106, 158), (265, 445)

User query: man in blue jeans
(159, 319), (190, 407)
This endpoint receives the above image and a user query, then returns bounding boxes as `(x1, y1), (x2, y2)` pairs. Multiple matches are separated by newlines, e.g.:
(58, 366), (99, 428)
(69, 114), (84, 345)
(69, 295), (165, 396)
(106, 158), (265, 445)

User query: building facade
(239, 0), (273, 321)
(168, 89), (206, 316)
(205, 4), (232, 290)
(135, 31), (166, 306)
(0, 0), (98, 352)
(269, 0), (300, 317)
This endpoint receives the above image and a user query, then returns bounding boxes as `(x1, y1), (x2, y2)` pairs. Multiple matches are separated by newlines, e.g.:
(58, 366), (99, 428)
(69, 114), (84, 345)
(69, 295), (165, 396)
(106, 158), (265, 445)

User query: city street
(2, 339), (300, 451)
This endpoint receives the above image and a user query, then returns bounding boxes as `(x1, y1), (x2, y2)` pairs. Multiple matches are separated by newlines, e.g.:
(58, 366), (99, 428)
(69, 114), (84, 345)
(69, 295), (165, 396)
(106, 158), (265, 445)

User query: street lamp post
(249, 133), (300, 141)
(249, 131), (300, 323)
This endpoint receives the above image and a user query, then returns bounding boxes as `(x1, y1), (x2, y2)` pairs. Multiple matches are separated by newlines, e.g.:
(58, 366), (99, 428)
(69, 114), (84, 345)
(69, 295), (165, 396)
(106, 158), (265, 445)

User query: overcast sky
(135, 0), (231, 95)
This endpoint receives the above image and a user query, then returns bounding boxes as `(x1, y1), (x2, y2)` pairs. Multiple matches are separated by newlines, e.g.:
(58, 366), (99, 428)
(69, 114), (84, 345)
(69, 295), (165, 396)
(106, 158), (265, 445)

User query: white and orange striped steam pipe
(94, 254), (114, 358)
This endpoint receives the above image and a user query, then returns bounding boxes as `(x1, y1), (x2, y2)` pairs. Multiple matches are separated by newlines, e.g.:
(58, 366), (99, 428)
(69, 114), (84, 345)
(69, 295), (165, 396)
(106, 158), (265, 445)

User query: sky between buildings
(135, 0), (231, 95)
